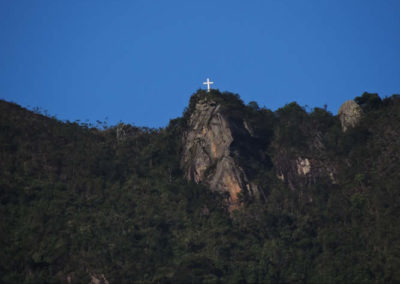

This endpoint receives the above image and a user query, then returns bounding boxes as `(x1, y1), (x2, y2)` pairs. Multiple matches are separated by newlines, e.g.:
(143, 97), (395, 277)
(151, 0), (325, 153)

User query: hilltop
(0, 91), (400, 283)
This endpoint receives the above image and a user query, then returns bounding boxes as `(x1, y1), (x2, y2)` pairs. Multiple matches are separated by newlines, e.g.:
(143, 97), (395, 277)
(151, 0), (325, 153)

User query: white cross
(203, 78), (214, 92)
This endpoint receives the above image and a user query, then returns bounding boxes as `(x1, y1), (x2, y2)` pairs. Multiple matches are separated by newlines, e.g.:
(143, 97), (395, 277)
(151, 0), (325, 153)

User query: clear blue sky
(1, 1), (399, 127)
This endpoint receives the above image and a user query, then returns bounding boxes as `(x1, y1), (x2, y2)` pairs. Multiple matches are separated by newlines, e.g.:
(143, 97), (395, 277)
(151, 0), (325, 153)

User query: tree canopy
(0, 91), (399, 283)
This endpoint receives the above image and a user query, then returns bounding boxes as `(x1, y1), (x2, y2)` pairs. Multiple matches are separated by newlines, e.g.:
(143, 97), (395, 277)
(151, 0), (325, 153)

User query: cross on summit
(203, 78), (214, 92)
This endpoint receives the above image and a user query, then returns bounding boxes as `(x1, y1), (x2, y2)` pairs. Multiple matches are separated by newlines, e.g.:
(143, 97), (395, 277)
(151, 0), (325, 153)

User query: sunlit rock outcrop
(338, 100), (363, 131)
(181, 95), (257, 207)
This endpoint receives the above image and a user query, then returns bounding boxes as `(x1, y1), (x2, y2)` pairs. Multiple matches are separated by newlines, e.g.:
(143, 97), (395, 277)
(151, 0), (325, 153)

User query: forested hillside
(1, 91), (399, 283)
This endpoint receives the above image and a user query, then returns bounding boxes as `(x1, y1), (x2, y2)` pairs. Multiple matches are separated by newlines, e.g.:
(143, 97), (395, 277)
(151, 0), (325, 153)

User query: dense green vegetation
(0, 91), (399, 283)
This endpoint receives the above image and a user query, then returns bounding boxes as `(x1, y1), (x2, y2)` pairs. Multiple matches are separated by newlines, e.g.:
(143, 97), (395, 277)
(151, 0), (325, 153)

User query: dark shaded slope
(0, 99), (229, 283)
(0, 92), (399, 283)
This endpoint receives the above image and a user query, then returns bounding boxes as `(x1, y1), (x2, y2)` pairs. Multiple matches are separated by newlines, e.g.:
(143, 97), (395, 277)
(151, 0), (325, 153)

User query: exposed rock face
(274, 149), (337, 190)
(338, 100), (363, 131)
(90, 273), (109, 284)
(181, 97), (257, 206)
(296, 157), (311, 176)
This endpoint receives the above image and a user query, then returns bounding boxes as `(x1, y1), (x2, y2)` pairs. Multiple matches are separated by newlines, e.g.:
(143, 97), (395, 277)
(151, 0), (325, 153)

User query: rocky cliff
(181, 93), (259, 207)
(338, 100), (363, 131)
(180, 92), (340, 206)
(274, 151), (337, 190)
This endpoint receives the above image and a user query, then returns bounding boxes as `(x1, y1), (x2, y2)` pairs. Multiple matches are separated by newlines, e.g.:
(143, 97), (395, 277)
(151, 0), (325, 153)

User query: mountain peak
(181, 95), (259, 208)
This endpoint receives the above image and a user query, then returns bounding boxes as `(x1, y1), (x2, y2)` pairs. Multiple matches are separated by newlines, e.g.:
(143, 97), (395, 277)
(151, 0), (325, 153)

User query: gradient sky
(1, 1), (399, 127)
